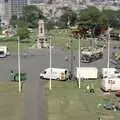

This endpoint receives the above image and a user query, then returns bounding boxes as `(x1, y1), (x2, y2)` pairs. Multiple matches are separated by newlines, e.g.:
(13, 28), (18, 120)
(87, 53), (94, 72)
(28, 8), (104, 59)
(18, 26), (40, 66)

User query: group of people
(86, 84), (95, 93)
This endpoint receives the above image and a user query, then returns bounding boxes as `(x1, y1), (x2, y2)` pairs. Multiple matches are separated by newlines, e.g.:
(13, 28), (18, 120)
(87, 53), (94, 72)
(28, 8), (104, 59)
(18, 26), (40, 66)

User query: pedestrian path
(23, 62), (47, 120)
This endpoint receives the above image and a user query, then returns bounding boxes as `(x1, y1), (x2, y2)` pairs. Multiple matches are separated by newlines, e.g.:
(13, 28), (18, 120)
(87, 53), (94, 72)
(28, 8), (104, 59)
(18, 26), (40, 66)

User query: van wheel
(40, 76), (43, 79)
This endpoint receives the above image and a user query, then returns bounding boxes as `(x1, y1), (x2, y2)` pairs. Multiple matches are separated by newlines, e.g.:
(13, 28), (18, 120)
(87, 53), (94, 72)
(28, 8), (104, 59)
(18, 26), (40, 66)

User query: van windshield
(65, 70), (67, 74)
(0, 51), (4, 55)
(43, 71), (46, 74)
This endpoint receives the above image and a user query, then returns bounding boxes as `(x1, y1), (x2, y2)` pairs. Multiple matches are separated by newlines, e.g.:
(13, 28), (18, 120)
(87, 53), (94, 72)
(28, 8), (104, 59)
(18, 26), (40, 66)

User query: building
(9, 0), (27, 16)
(1, 0), (27, 25)
(27, 0), (44, 4)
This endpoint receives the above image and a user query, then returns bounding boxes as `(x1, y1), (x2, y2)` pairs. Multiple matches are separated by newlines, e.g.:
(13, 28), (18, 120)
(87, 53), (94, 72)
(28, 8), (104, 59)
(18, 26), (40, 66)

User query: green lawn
(49, 29), (96, 50)
(0, 29), (37, 52)
(0, 82), (24, 120)
(0, 28), (105, 52)
(46, 80), (120, 120)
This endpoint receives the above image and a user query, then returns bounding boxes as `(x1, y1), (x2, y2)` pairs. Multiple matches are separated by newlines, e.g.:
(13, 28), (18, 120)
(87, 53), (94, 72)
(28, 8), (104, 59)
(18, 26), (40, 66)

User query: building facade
(27, 0), (44, 4)
(1, 0), (27, 25)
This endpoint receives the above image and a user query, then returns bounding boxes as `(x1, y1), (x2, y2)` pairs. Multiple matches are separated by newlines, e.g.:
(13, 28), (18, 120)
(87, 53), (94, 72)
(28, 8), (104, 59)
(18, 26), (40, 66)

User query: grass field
(46, 80), (120, 120)
(0, 82), (24, 120)
(48, 29), (97, 50)
(0, 29), (37, 52)
(0, 28), (104, 52)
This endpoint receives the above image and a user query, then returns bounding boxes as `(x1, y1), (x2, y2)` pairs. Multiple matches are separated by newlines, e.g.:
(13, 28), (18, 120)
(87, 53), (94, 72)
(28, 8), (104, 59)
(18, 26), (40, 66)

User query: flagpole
(18, 36), (21, 93)
(78, 35), (81, 88)
(17, 14), (21, 93)
(49, 36), (52, 90)
(107, 28), (110, 91)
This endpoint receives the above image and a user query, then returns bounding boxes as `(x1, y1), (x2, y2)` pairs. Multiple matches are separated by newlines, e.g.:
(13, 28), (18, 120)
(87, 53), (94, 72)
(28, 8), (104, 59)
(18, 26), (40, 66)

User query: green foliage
(78, 7), (102, 29)
(17, 20), (27, 28)
(59, 8), (77, 28)
(0, 26), (2, 34)
(103, 9), (120, 28)
(22, 5), (46, 28)
(99, 13), (108, 25)
(17, 27), (29, 40)
(0, 36), (17, 42)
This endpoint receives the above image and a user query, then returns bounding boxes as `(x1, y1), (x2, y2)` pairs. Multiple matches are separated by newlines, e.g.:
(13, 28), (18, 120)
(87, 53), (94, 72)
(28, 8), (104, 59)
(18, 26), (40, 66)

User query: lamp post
(18, 36), (21, 93)
(78, 35), (81, 88)
(17, 15), (21, 93)
(107, 28), (111, 92)
(49, 36), (52, 90)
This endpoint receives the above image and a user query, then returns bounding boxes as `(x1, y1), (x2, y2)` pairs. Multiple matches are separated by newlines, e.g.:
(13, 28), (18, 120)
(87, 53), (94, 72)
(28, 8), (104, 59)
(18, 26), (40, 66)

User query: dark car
(80, 55), (93, 63)
(80, 52), (103, 63)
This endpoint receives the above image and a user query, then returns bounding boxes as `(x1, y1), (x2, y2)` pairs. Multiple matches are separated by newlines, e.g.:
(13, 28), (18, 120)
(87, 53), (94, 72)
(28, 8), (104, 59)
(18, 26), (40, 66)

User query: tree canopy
(22, 5), (46, 28)
(59, 8), (77, 27)
(17, 27), (29, 40)
(103, 9), (120, 28)
(77, 7), (108, 29)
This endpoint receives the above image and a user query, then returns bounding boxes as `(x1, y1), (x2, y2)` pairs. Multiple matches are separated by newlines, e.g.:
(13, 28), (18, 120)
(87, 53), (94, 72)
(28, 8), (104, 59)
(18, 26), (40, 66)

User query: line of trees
(9, 5), (120, 39)
(57, 6), (120, 29)
(10, 5), (120, 30)
(10, 5), (46, 40)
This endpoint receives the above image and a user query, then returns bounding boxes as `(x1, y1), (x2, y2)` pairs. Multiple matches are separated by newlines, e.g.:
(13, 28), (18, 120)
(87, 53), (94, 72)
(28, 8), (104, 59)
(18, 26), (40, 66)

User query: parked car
(116, 90), (120, 97)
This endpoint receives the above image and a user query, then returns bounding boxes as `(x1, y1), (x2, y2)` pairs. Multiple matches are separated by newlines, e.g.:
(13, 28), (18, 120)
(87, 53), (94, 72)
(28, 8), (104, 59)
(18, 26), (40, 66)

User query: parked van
(40, 68), (69, 80)
(101, 68), (120, 78)
(74, 67), (98, 79)
(0, 46), (10, 58)
(101, 76), (120, 91)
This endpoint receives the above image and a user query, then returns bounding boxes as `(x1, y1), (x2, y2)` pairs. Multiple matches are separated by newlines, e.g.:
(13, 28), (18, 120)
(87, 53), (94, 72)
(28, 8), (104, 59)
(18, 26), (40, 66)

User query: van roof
(45, 68), (67, 71)
(102, 68), (116, 71)
(76, 67), (97, 69)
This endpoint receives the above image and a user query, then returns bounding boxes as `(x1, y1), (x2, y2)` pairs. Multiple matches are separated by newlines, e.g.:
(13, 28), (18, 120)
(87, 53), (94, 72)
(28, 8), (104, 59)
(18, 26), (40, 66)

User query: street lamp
(78, 35), (81, 88)
(49, 35), (52, 90)
(18, 36), (21, 93)
(107, 27), (111, 92)
(17, 15), (21, 93)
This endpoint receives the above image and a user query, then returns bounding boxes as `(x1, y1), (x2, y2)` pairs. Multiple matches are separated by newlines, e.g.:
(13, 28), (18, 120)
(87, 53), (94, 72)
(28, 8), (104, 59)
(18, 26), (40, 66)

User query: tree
(103, 9), (120, 28)
(99, 13), (108, 26)
(77, 7), (109, 37)
(17, 19), (27, 28)
(22, 5), (46, 28)
(17, 27), (29, 40)
(59, 8), (77, 28)
(78, 6), (101, 29)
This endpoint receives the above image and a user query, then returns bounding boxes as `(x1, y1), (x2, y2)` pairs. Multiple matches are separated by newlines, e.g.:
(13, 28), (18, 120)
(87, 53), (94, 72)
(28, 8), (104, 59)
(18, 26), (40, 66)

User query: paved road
(0, 47), (66, 120)
(0, 41), (118, 120)
(23, 48), (66, 120)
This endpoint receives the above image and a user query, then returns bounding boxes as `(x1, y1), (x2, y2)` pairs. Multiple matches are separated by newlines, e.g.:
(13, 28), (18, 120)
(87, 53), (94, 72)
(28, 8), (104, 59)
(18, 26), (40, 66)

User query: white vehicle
(40, 68), (69, 80)
(101, 76), (120, 91)
(0, 46), (10, 58)
(74, 67), (98, 79)
(101, 68), (120, 78)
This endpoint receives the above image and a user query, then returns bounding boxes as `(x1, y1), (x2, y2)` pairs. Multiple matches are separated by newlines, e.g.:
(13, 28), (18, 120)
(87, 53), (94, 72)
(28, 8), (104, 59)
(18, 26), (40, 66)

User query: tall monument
(37, 20), (48, 48)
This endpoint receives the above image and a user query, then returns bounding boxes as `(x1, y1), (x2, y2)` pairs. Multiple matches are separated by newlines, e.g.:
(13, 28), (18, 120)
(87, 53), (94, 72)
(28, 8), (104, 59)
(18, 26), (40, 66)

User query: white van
(0, 46), (10, 58)
(101, 68), (120, 78)
(40, 68), (69, 80)
(74, 67), (98, 79)
(101, 76), (120, 91)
